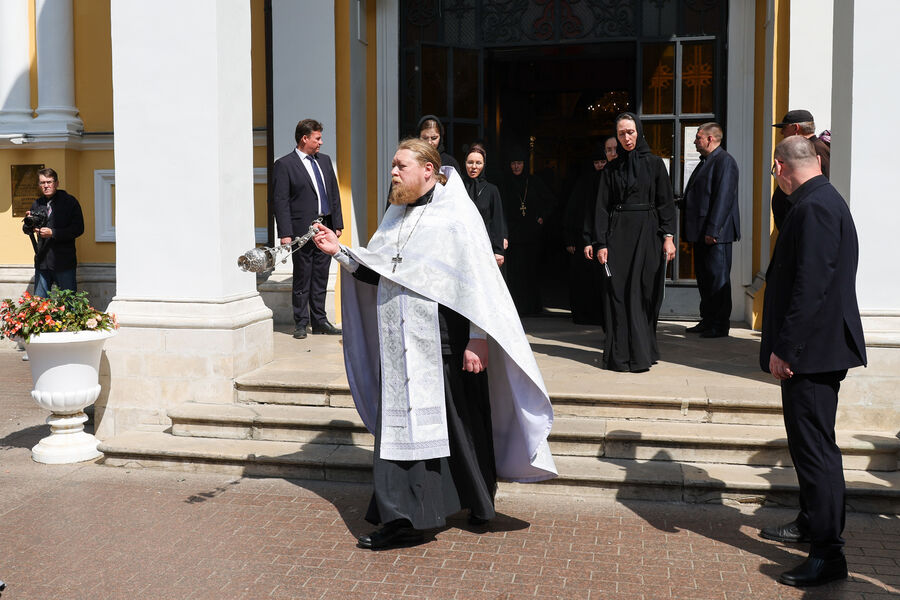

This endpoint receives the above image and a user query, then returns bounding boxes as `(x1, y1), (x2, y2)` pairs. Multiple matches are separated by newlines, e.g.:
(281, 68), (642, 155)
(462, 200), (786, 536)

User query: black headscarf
(417, 114), (447, 154)
(613, 112), (653, 192)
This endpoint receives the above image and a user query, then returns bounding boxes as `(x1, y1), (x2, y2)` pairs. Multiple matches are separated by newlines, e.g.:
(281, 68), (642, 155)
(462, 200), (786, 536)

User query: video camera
(23, 206), (49, 230)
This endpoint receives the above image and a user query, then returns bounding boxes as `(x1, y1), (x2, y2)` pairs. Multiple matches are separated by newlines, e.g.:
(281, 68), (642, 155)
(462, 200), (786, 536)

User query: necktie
(306, 155), (330, 216)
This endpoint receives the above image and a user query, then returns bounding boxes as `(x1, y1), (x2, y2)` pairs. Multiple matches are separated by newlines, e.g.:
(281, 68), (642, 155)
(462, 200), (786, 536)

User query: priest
(312, 138), (557, 550)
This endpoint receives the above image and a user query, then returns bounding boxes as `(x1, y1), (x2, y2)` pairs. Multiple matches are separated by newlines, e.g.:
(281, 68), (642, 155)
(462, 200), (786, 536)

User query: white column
(788, 0), (833, 131)
(0, 0), (33, 128)
(829, 0), (900, 431)
(97, 0), (273, 438)
(32, 0), (82, 134)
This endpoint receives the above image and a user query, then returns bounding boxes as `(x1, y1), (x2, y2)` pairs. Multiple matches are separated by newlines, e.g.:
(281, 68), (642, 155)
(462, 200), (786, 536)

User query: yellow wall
(74, 0), (114, 132)
(250, 0), (267, 130)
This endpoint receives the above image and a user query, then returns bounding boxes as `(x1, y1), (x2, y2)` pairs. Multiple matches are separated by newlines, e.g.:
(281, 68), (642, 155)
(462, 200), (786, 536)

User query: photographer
(23, 168), (84, 297)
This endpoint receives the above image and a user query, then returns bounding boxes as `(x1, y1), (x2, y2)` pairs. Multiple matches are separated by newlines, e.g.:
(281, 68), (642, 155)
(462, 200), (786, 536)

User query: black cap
(773, 109), (814, 127)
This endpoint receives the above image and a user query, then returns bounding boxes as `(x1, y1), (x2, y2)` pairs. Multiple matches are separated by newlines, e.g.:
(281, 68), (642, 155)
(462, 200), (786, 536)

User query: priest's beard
(388, 180), (419, 205)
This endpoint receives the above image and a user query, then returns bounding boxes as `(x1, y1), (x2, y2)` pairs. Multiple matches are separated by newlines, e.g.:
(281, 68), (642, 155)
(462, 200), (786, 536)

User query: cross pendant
(392, 253), (402, 272)
(520, 202), (527, 216)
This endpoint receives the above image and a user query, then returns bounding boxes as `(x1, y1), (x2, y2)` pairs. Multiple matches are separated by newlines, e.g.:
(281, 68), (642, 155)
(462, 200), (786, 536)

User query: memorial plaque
(11, 164), (44, 217)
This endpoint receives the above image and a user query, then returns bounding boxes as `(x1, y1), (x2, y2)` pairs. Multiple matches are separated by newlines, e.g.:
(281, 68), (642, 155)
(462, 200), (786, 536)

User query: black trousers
(781, 370), (847, 559)
(291, 214), (333, 327)
(693, 241), (732, 331)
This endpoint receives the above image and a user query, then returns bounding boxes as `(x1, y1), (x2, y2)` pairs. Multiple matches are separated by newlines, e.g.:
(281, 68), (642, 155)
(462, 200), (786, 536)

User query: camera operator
(23, 168), (84, 297)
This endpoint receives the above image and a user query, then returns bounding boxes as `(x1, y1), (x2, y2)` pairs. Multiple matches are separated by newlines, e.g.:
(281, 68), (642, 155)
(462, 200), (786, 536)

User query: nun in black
(418, 115), (461, 175)
(464, 144), (507, 267)
(564, 138), (613, 326)
(500, 145), (553, 316)
(593, 113), (676, 372)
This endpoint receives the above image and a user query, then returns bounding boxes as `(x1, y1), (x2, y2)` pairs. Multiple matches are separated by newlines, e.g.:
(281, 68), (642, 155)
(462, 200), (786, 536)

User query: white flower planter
(22, 329), (116, 464)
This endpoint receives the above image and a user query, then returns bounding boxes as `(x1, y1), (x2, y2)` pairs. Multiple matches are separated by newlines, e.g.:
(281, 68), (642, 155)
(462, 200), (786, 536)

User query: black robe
(593, 116), (675, 372)
(354, 191), (497, 530)
(564, 168), (605, 326)
(465, 174), (507, 256)
(500, 173), (552, 315)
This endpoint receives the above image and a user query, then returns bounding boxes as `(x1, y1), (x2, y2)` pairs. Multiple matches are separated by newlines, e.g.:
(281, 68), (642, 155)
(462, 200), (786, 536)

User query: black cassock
(564, 168), (605, 326)
(593, 137), (675, 372)
(350, 262), (497, 530)
(501, 173), (552, 315)
(465, 174), (507, 257)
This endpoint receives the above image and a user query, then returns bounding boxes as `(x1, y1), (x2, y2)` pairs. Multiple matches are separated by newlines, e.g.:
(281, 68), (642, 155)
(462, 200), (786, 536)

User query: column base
(95, 294), (274, 439)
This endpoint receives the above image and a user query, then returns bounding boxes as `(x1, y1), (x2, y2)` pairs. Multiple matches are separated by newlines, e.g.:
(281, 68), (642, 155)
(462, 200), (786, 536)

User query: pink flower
(85, 318), (98, 329)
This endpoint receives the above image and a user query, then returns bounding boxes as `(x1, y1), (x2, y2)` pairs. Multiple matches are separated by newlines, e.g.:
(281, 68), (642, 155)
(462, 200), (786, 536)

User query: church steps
(96, 431), (900, 515)
(233, 377), (784, 426)
(164, 402), (900, 471)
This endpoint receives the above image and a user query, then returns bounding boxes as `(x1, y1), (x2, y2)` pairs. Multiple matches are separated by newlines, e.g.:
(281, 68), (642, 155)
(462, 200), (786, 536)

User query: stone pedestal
(96, 0), (273, 439)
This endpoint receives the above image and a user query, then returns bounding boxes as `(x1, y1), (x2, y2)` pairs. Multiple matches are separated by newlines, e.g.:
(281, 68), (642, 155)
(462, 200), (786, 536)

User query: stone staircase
(98, 322), (900, 513)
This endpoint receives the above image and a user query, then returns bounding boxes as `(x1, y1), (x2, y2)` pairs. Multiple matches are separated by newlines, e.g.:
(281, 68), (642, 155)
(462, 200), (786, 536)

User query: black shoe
(468, 514), (490, 527)
(700, 328), (728, 338)
(685, 322), (709, 333)
(357, 521), (423, 550)
(310, 320), (341, 335)
(778, 555), (847, 587)
(292, 326), (307, 339)
(760, 520), (811, 544)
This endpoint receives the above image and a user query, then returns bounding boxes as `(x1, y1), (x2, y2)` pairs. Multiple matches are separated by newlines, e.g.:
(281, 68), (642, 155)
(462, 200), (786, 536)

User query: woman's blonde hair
(397, 137), (447, 185)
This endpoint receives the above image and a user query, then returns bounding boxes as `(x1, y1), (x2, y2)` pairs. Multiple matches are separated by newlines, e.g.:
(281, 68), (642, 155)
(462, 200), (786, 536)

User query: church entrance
(399, 0), (728, 312)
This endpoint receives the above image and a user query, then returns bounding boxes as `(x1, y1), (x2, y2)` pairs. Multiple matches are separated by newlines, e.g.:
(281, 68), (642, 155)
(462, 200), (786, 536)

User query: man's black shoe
(311, 320), (341, 335)
(778, 555), (847, 587)
(357, 521), (423, 550)
(685, 322), (709, 333)
(292, 326), (308, 339)
(700, 328), (728, 338)
(760, 520), (811, 544)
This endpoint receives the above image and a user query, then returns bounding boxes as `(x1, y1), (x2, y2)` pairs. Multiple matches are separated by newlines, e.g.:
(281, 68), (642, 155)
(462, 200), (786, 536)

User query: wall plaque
(11, 164), (45, 217)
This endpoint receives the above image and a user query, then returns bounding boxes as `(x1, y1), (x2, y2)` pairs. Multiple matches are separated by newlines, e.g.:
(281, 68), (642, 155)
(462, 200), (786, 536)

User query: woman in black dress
(464, 144), (507, 268)
(593, 113), (676, 372)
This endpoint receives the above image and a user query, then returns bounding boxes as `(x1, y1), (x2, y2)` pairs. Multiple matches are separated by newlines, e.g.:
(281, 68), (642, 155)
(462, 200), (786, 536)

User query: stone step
(234, 369), (784, 426)
(97, 431), (900, 515)
(167, 403), (900, 471)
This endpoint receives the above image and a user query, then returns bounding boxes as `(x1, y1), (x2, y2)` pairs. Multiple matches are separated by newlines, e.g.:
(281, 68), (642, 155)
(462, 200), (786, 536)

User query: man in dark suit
(683, 123), (740, 338)
(759, 136), (866, 587)
(272, 119), (344, 339)
(24, 168), (84, 297)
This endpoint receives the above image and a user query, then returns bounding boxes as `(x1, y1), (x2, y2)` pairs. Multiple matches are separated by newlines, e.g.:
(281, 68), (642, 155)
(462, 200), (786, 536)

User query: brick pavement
(1, 348), (899, 600)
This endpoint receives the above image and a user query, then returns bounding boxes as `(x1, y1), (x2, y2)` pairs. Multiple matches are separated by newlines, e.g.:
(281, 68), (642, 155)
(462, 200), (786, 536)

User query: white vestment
(340, 168), (557, 482)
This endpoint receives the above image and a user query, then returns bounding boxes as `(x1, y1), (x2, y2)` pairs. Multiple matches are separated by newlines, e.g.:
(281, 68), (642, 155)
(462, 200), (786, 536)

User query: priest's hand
(597, 248), (608, 264)
(312, 224), (340, 256)
(494, 254), (505, 267)
(583, 246), (593, 260)
(565, 245), (575, 255)
(463, 338), (489, 374)
(280, 237), (292, 246)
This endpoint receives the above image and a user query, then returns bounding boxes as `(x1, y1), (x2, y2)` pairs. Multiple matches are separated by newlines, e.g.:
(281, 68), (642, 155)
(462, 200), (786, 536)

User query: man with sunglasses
(771, 109), (830, 230)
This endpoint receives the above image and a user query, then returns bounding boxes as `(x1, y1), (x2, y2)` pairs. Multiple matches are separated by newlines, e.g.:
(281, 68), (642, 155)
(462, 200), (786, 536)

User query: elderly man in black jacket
(683, 123), (740, 338)
(760, 136), (867, 587)
(24, 168), (84, 297)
